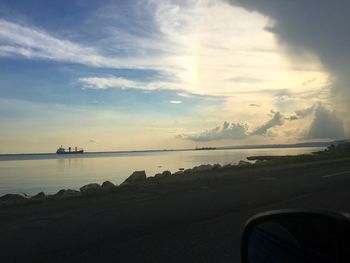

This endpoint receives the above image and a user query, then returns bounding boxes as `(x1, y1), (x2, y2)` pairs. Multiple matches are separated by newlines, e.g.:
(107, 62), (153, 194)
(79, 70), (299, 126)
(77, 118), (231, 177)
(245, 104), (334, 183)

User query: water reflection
(56, 157), (83, 169)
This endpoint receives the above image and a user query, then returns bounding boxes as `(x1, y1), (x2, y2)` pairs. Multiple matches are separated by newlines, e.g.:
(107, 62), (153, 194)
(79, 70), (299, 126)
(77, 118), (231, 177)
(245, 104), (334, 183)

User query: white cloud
(79, 76), (179, 91)
(0, 19), (101, 65)
(178, 121), (249, 141)
(169, 100), (182, 104)
(178, 110), (304, 142)
(0, 19), (171, 70)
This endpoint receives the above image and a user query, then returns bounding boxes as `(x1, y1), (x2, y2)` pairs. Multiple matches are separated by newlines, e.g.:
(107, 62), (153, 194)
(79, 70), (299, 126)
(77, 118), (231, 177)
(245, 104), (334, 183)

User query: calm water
(0, 147), (323, 195)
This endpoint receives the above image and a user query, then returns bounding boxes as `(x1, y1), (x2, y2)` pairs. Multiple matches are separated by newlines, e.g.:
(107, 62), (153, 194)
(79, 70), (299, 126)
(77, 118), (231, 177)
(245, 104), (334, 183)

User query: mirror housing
(241, 209), (350, 263)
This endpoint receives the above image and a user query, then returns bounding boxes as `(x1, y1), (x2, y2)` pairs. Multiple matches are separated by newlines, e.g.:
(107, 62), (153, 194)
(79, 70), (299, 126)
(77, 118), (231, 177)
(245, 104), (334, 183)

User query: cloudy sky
(0, 0), (348, 153)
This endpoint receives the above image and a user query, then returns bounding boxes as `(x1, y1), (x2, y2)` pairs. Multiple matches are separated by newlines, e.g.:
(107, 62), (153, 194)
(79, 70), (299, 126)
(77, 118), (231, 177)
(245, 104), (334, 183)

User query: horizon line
(0, 140), (347, 156)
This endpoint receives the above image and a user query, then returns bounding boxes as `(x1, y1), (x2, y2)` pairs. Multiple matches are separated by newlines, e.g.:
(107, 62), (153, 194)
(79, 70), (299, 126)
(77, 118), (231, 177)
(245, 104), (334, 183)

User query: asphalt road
(1, 158), (350, 262)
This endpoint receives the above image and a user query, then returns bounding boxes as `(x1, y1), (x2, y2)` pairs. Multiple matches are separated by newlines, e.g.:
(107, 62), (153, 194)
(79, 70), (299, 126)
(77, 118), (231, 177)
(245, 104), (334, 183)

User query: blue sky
(0, 0), (347, 153)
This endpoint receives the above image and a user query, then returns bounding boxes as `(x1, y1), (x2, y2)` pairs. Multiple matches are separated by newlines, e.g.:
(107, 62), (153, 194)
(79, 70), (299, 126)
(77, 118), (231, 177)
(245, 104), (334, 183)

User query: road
(1, 158), (350, 262)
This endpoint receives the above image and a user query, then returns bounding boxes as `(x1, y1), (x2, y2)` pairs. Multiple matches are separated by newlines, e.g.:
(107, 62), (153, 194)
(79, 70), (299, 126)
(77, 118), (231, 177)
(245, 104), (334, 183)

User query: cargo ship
(56, 146), (84, 154)
(195, 147), (217, 150)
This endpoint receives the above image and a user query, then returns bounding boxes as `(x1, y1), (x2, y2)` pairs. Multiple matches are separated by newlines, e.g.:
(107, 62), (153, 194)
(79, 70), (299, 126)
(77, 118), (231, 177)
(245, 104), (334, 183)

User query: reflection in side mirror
(241, 209), (350, 263)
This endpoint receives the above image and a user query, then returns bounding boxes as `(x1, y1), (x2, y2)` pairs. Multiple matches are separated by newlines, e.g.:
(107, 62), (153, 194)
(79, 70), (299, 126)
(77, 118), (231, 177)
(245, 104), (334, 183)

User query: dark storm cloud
(285, 104), (344, 139)
(228, 0), (350, 120)
(295, 105), (316, 119)
(287, 115), (298, 121)
(306, 105), (345, 139)
(286, 105), (315, 121)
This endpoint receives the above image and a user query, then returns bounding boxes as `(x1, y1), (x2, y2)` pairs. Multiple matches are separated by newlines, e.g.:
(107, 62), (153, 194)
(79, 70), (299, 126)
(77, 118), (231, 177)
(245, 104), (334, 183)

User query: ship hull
(56, 150), (84, 154)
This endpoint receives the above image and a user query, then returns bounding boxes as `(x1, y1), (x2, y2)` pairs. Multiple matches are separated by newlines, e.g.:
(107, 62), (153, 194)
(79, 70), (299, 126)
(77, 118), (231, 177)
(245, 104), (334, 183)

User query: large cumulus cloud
(179, 104), (345, 142)
(179, 113), (284, 142)
(178, 121), (249, 142)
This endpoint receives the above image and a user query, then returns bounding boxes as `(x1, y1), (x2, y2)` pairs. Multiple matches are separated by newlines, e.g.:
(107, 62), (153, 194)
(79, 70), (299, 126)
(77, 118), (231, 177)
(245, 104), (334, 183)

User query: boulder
(121, 171), (147, 185)
(31, 192), (46, 200)
(101, 181), (116, 192)
(212, 163), (222, 170)
(162, 170), (172, 177)
(154, 170), (172, 180)
(0, 194), (27, 204)
(55, 189), (67, 197)
(61, 189), (81, 198)
(238, 160), (251, 166)
(55, 189), (81, 198)
(184, 169), (192, 175)
(192, 164), (213, 172)
(173, 171), (184, 176)
(80, 183), (102, 195)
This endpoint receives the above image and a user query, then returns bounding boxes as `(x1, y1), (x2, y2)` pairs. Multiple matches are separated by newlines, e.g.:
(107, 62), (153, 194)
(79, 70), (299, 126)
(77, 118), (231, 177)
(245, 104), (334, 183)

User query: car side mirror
(241, 209), (350, 263)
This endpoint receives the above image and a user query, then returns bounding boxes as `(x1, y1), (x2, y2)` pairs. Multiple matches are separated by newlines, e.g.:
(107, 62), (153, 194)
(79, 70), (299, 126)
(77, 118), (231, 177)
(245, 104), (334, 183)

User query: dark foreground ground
(1, 158), (350, 263)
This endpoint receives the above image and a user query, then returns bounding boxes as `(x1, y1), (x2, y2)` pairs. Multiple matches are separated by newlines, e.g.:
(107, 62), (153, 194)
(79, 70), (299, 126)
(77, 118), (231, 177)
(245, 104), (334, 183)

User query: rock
(192, 164), (213, 172)
(173, 171), (184, 176)
(61, 189), (81, 198)
(162, 170), (171, 177)
(0, 194), (27, 204)
(101, 181), (116, 192)
(80, 183), (102, 195)
(31, 192), (46, 200)
(238, 160), (251, 166)
(54, 189), (67, 197)
(154, 170), (172, 180)
(55, 189), (81, 198)
(121, 171), (147, 185)
(212, 163), (222, 170)
(184, 169), (192, 175)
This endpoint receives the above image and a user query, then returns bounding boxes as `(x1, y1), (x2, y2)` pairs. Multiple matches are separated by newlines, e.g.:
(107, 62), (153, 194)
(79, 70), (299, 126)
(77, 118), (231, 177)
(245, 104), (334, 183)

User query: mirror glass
(247, 214), (339, 263)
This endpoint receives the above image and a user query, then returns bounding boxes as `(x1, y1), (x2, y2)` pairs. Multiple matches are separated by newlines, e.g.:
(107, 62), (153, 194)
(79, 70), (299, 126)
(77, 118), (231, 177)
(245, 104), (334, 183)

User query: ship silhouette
(56, 146), (84, 154)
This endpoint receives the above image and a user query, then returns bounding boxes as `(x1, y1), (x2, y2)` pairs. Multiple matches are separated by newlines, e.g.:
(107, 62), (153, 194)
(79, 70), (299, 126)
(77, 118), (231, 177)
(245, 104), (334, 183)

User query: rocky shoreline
(2, 142), (349, 206)
(0, 160), (254, 206)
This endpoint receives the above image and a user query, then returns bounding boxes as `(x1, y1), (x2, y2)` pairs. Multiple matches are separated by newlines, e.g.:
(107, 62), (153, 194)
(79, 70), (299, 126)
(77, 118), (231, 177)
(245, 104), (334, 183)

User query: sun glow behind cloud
(75, 0), (329, 98)
(151, 0), (329, 96)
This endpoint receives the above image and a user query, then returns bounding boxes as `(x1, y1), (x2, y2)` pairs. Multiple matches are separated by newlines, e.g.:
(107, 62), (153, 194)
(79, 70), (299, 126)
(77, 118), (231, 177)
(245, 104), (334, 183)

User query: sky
(0, 0), (348, 153)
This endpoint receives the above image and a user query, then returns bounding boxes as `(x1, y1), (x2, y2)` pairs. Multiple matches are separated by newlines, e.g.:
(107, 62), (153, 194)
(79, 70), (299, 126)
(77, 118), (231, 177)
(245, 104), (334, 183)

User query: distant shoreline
(0, 140), (345, 157)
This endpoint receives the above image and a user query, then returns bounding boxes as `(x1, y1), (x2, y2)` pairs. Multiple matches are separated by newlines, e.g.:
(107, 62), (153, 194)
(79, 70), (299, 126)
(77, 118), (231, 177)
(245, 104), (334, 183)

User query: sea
(0, 147), (323, 196)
